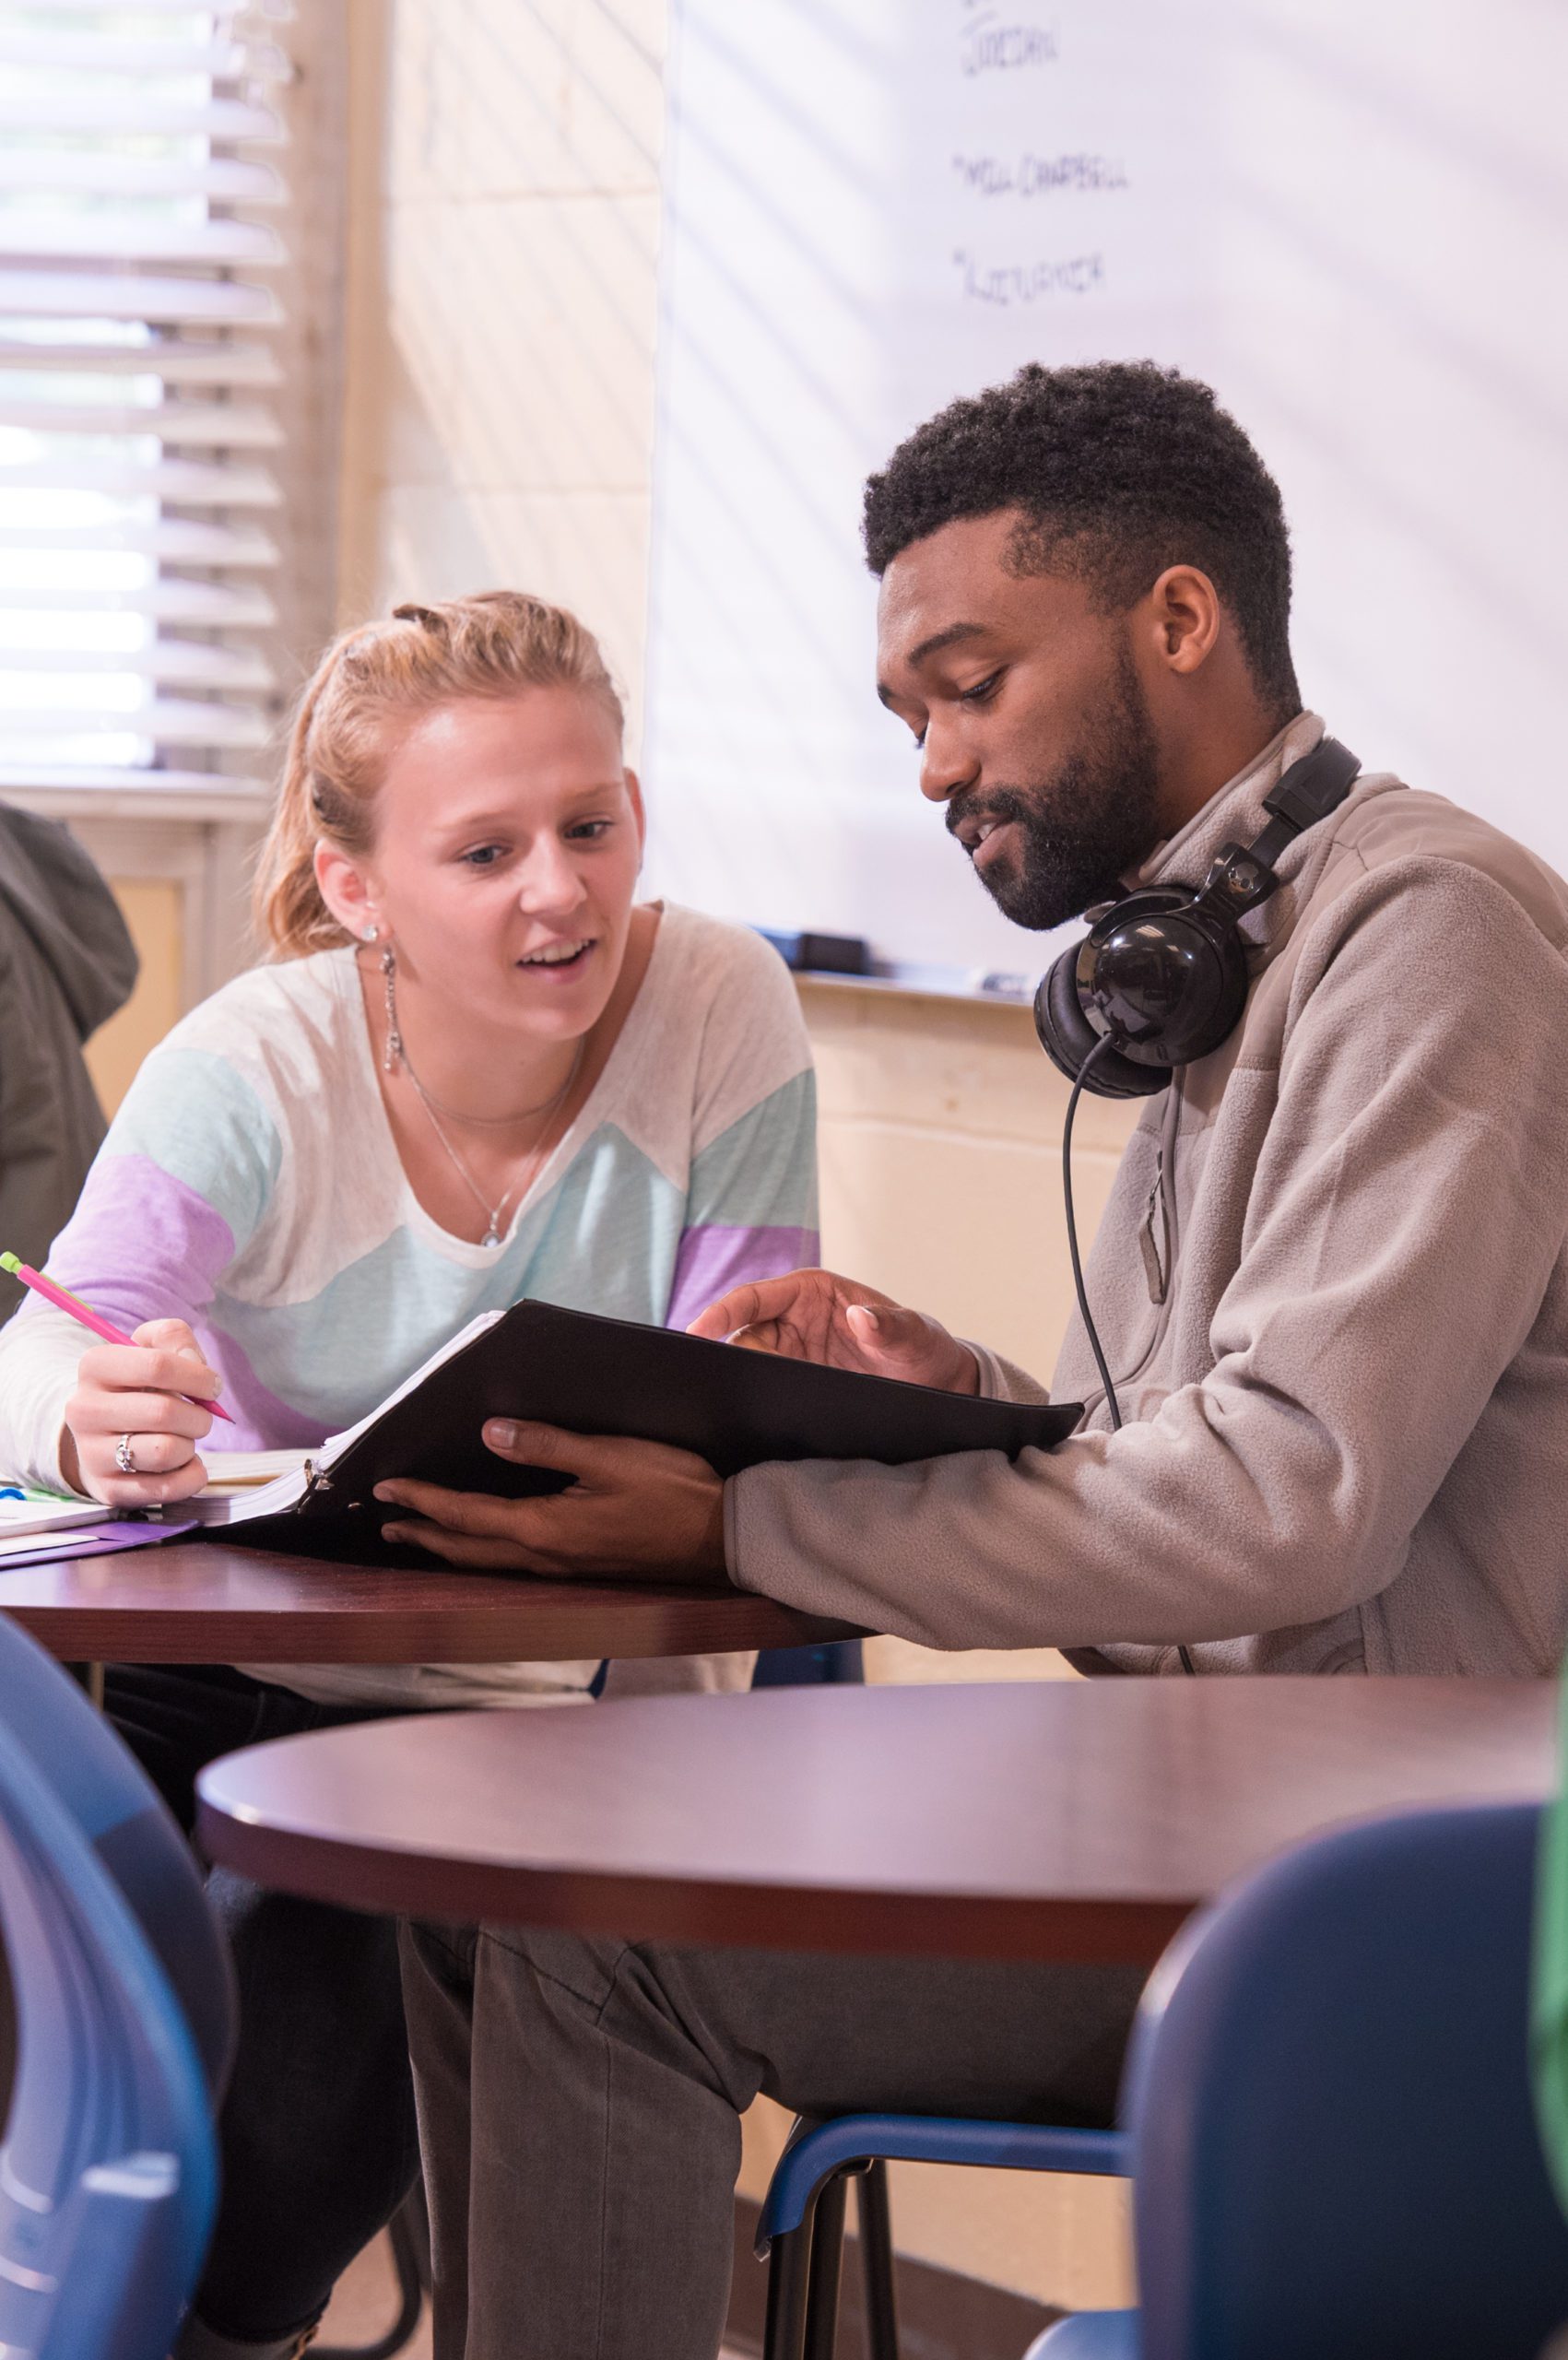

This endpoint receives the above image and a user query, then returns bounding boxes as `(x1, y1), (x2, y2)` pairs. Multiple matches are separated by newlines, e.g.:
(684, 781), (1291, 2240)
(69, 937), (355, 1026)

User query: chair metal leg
(802, 2168), (849, 2360)
(857, 2160), (899, 2360)
(315, 2182), (429, 2360)
(764, 2219), (815, 2360)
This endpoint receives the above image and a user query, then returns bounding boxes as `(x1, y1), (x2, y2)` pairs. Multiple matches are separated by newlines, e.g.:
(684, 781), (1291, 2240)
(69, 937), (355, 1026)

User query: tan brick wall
(800, 980), (1135, 1371)
(338, 0), (666, 734)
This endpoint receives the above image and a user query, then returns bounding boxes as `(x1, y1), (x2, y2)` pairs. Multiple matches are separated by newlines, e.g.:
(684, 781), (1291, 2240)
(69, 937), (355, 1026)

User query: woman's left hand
(374, 1421), (727, 1578)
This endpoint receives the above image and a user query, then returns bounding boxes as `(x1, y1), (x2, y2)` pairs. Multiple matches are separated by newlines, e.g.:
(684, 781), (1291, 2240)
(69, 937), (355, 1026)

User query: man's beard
(946, 651), (1162, 930)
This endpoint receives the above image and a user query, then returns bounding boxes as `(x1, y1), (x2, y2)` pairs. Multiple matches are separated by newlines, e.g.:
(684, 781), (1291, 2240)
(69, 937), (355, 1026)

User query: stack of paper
(199, 1449), (312, 1494)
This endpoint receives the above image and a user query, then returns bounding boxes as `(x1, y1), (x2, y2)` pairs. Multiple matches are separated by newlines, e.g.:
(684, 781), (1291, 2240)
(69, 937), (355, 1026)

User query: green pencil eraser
(0, 1254), (19, 1277)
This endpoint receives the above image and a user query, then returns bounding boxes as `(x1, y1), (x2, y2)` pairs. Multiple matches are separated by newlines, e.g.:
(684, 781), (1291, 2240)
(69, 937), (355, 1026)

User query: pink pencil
(0, 1250), (234, 1423)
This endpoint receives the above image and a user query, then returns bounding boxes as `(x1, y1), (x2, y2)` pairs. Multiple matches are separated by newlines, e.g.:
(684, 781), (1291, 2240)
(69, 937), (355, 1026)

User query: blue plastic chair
(0, 1616), (236, 2360)
(1028, 1802), (1568, 2360)
(757, 2111), (1126, 2359)
(750, 1640), (866, 1690)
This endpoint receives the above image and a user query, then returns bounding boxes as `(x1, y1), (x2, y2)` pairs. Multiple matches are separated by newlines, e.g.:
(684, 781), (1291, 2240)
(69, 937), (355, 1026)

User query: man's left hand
(374, 1421), (727, 1580)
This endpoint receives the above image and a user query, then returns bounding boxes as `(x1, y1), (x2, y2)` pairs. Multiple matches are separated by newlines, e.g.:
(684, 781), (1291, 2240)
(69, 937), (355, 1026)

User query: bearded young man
(380, 362), (1568, 2359)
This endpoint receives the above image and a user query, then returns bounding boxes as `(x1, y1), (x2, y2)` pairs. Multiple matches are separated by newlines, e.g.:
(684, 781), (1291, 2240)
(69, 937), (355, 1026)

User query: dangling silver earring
(381, 942), (403, 1073)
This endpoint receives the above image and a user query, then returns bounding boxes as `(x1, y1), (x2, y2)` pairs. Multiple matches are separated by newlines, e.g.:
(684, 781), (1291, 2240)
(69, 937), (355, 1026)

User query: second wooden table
(197, 1675), (1559, 1965)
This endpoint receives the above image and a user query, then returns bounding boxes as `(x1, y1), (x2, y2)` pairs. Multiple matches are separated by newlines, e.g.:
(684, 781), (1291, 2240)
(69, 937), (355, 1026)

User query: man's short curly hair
(863, 360), (1300, 718)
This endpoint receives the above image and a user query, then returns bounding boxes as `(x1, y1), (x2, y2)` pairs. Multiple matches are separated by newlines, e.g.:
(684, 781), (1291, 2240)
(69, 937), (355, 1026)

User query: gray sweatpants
(399, 1918), (1145, 2360)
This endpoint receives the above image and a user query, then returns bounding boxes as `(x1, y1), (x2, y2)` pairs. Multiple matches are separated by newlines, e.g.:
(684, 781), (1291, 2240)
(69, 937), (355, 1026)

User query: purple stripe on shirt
(666, 1224), (819, 1333)
(53, 1152), (238, 1330)
(44, 1155), (328, 1453)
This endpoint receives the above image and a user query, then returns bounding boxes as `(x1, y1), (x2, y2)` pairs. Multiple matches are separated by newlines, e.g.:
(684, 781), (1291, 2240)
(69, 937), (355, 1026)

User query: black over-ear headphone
(1034, 736), (1362, 1098)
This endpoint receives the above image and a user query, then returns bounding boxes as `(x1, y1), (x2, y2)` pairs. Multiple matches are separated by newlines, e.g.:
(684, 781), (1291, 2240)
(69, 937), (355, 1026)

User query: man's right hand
(688, 1268), (980, 1395)
(61, 1317), (218, 1506)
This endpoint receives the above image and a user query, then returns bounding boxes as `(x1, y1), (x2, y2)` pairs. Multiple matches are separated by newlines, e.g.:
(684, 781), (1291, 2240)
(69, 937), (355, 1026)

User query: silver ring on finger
(114, 1433), (138, 1477)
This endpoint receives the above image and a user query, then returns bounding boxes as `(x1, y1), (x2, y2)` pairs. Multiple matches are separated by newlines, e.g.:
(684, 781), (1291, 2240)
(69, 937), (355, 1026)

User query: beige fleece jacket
(728, 714), (1568, 1676)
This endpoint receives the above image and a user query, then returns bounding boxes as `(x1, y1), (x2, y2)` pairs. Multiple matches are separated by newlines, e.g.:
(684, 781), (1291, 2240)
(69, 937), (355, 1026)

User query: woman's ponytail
(253, 653), (357, 958)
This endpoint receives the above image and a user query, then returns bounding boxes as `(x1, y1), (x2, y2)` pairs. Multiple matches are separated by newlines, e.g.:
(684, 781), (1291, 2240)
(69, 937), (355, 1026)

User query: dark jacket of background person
(0, 805), (137, 1270)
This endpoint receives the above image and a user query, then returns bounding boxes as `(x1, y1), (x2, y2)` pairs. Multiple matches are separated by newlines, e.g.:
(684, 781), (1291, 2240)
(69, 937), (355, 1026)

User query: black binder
(209, 1298), (1080, 1564)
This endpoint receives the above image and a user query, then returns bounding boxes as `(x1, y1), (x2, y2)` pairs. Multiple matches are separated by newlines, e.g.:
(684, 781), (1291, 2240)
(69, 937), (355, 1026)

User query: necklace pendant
(482, 1219), (501, 1248)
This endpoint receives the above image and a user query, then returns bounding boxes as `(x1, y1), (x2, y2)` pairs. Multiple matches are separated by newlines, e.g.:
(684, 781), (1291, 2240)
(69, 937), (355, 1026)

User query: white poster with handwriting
(644, 1), (1568, 976)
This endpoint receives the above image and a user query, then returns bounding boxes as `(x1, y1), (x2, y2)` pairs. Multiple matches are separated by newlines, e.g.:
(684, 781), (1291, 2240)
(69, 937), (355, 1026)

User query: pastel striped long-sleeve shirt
(0, 903), (818, 1706)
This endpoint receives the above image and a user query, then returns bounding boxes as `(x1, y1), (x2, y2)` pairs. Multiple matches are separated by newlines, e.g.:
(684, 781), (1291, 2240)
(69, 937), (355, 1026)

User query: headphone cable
(1061, 1035), (1126, 1432)
(1062, 1033), (1198, 1677)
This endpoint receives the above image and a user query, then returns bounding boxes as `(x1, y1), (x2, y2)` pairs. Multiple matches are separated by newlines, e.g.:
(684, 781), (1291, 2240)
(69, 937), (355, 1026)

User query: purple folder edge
(0, 1519), (199, 1570)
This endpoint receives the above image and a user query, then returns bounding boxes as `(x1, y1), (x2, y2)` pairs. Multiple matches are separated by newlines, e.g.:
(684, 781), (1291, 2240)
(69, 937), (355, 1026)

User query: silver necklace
(410, 1058), (579, 1246)
(379, 942), (584, 1248)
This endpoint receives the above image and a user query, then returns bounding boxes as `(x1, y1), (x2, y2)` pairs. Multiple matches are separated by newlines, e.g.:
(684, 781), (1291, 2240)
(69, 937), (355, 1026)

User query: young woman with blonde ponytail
(0, 590), (817, 2359)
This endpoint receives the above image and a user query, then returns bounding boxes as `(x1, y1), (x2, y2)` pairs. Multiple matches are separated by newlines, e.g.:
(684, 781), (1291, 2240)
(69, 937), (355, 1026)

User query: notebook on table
(0, 1491), (112, 1542)
(184, 1298), (1082, 1565)
(0, 1492), (177, 1570)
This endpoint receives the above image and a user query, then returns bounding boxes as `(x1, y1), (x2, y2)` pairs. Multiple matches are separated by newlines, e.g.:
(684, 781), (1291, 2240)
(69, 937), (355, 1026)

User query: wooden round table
(197, 1675), (1560, 1965)
(0, 1540), (860, 1664)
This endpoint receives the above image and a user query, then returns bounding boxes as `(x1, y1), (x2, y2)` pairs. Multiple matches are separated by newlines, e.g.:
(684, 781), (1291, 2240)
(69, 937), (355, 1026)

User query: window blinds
(0, 1), (293, 794)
